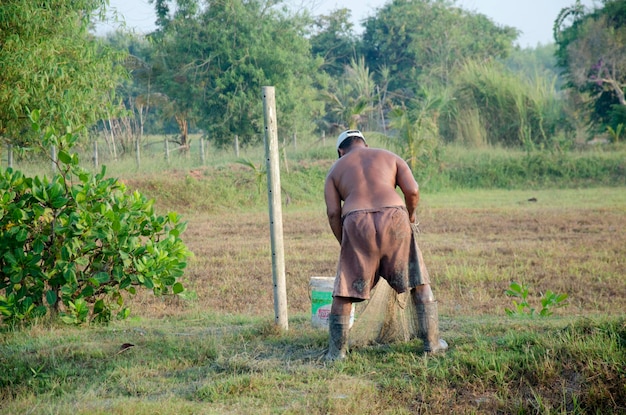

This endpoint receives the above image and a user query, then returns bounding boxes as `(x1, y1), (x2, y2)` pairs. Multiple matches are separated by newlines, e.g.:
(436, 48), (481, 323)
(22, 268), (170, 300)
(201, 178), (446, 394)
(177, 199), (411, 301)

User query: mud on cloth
(333, 206), (429, 300)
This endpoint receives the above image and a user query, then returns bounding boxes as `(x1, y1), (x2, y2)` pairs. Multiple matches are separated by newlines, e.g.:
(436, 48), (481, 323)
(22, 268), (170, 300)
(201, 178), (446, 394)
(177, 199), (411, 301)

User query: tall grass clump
(444, 60), (569, 148)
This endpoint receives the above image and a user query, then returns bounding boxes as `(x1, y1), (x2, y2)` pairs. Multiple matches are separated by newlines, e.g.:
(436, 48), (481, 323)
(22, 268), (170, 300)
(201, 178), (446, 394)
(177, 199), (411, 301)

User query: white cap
(336, 130), (366, 150)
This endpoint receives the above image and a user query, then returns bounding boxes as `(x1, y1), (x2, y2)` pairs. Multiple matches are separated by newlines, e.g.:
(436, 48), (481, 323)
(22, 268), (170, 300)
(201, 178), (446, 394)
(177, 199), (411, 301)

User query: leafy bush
(505, 281), (568, 317)
(0, 114), (191, 325)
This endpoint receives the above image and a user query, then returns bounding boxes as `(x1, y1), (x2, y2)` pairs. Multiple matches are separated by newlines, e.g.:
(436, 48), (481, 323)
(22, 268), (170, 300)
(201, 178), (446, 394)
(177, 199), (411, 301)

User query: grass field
(1, 171), (624, 413)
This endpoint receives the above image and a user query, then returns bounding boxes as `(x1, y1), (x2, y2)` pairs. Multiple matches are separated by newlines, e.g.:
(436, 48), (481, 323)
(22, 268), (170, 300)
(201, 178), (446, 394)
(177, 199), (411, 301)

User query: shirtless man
(324, 129), (447, 360)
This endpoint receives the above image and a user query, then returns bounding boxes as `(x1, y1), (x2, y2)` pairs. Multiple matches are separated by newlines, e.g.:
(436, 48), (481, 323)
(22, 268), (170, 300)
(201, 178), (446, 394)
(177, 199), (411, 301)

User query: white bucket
(309, 276), (354, 329)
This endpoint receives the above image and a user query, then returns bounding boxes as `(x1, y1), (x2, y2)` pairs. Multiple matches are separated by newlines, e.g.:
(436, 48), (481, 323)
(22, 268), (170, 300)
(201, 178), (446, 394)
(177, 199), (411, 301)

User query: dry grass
(129, 187), (626, 323)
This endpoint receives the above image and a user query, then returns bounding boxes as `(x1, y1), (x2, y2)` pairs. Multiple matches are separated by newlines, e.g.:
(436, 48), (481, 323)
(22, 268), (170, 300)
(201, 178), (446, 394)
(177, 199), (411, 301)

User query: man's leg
(411, 284), (448, 354)
(326, 297), (353, 361)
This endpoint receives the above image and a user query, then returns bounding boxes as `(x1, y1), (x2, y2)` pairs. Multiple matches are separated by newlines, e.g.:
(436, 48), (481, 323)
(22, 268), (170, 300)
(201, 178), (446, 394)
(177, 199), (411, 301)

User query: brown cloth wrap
(349, 222), (431, 346)
(334, 206), (411, 299)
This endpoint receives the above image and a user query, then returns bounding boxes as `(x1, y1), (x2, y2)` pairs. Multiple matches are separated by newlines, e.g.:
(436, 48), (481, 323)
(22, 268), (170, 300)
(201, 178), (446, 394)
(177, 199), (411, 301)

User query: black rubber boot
(326, 314), (351, 361)
(416, 301), (448, 354)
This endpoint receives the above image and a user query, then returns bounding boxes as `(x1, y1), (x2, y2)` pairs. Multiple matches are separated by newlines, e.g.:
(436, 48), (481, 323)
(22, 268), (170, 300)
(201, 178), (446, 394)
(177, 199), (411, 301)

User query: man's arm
(324, 176), (343, 244)
(396, 158), (419, 223)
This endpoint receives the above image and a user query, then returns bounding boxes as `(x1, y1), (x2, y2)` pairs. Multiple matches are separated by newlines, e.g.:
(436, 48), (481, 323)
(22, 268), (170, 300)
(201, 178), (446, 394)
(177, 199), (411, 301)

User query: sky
(98, 0), (599, 48)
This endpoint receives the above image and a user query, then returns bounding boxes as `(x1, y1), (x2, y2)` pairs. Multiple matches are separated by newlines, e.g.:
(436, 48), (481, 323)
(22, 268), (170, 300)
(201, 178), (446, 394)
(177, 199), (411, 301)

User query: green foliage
(0, 0), (126, 145)
(361, 0), (518, 94)
(235, 158), (266, 194)
(319, 57), (375, 131)
(505, 282), (568, 317)
(386, 88), (445, 177)
(310, 8), (359, 78)
(555, 0), (626, 134)
(0, 113), (191, 326)
(442, 148), (626, 190)
(539, 290), (570, 317)
(505, 282), (534, 316)
(146, 0), (321, 147)
(607, 123), (623, 143)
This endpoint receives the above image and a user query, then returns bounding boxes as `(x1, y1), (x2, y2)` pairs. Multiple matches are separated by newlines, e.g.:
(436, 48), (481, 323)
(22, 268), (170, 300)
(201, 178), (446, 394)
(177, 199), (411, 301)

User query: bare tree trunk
(377, 85), (387, 134)
(51, 145), (57, 173)
(137, 103), (145, 141)
(234, 135), (239, 157)
(106, 115), (118, 161)
(200, 137), (206, 166)
(175, 114), (189, 152)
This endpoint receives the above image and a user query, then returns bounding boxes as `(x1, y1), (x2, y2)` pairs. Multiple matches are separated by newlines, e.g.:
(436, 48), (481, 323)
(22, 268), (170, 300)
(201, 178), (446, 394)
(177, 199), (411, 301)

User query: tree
(148, 0), (321, 147)
(0, 1), (126, 148)
(101, 31), (172, 148)
(319, 58), (376, 132)
(309, 8), (359, 78)
(361, 0), (518, 97)
(387, 88), (445, 173)
(555, 0), (626, 133)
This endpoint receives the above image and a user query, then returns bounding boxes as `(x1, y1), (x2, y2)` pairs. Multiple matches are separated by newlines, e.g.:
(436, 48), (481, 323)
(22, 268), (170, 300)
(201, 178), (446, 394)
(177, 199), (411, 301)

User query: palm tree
(388, 88), (446, 172)
(320, 58), (375, 131)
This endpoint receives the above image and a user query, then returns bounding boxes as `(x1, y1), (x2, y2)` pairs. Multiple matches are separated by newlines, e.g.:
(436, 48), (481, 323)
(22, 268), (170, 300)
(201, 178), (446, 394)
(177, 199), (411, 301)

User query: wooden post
(200, 137), (206, 166)
(262, 86), (288, 331)
(322, 130), (325, 146)
(234, 135), (240, 157)
(164, 139), (170, 164)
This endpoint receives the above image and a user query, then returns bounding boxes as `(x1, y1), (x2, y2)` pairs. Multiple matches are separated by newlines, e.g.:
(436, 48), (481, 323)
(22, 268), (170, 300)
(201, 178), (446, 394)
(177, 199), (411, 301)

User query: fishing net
(349, 224), (427, 347)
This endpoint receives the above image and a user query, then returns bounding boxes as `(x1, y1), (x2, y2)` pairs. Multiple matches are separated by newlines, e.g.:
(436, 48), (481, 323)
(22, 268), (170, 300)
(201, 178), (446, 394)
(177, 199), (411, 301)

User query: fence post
(262, 86), (288, 331)
(322, 130), (325, 146)
(234, 135), (240, 157)
(164, 139), (170, 164)
(200, 137), (206, 166)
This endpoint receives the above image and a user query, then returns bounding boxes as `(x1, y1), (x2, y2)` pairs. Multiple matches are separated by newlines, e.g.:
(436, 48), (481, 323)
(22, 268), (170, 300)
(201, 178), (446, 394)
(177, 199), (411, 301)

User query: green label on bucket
(311, 290), (333, 316)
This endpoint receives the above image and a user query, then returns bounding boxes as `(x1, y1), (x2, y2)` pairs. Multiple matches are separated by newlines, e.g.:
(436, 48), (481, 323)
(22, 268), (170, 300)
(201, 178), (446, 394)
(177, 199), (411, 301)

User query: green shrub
(505, 281), (568, 317)
(443, 147), (626, 189)
(0, 114), (191, 325)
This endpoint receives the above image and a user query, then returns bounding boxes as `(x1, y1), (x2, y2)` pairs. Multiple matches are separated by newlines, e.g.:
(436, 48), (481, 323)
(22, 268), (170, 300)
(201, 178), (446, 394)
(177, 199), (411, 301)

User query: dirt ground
(134, 202), (626, 321)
